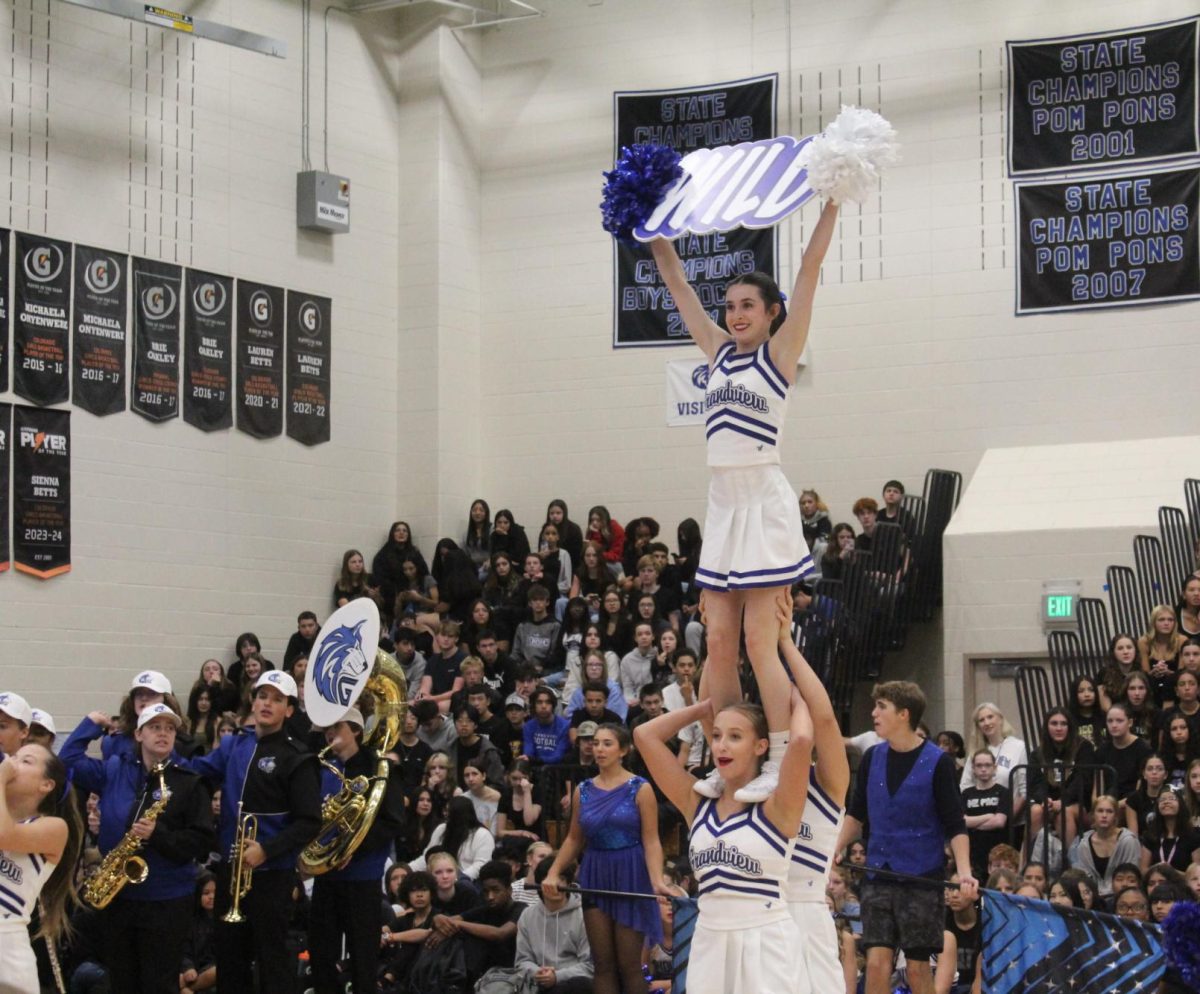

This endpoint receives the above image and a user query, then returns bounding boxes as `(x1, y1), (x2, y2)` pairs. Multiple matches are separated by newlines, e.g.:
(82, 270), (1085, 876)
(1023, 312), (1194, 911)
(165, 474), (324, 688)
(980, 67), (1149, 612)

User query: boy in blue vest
(836, 681), (978, 994)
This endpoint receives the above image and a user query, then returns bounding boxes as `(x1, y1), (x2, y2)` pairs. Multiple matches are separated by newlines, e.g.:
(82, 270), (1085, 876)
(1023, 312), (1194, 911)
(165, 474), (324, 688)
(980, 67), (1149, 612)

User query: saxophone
(83, 763), (171, 910)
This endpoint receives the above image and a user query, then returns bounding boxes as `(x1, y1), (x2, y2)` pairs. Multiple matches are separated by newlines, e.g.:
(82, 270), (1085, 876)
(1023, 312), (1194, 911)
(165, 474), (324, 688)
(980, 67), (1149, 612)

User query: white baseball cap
(131, 670), (173, 695)
(0, 692), (33, 726)
(341, 707), (365, 729)
(137, 702), (182, 730)
(255, 670), (298, 698)
(29, 709), (56, 736)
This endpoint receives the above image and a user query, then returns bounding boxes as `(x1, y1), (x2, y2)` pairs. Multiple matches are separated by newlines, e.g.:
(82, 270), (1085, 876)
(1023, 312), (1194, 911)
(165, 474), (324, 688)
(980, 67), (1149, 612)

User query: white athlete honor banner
(665, 357), (710, 425)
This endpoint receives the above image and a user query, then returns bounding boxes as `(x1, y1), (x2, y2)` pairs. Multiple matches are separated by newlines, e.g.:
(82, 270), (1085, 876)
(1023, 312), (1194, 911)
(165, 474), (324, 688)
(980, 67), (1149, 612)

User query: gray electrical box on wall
(297, 171), (350, 233)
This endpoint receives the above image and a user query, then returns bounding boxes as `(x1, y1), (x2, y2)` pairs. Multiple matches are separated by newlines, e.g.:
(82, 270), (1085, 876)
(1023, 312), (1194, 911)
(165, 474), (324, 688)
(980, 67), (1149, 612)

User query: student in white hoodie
(515, 858), (593, 994)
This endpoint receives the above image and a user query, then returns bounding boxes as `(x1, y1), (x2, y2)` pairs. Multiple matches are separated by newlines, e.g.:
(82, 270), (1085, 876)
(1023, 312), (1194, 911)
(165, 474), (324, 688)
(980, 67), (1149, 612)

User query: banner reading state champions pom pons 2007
(612, 75), (777, 348)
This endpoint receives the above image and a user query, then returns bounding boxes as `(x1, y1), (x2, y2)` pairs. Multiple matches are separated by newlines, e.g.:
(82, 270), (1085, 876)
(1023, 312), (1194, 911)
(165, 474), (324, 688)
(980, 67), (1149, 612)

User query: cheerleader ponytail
(34, 749), (83, 942)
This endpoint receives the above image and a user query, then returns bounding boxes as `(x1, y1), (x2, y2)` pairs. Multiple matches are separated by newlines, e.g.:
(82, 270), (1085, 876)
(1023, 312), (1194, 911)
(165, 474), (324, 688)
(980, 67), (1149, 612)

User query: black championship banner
(0, 229), (9, 393)
(613, 75), (777, 348)
(72, 244), (128, 416)
(236, 281), (284, 438)
(1015, 166), (1200, 314)
(13, 232), (71, 406)
(183, 270), (233, 432)
(285, 291), (331, 446)
(12, 404), (70, 579)
(131, 258), (182, 422)
(1008, 16), (1199, 176)
(0, 403), (9, 573)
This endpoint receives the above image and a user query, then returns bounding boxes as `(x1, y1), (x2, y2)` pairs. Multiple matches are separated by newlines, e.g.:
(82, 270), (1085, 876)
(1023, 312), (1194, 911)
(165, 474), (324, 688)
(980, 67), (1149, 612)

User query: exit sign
(1042, 581), (1081, 629)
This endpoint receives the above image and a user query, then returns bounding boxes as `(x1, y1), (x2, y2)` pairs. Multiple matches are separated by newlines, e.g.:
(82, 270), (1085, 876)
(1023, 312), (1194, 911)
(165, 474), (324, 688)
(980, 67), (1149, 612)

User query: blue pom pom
(1164, 901), (1200, 988)
(600, 143), (683, 244)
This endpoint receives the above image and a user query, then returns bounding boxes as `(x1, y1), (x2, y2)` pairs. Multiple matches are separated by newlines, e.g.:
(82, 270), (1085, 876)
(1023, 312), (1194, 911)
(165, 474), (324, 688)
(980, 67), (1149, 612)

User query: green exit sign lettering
(1046, 595), (1075, 619)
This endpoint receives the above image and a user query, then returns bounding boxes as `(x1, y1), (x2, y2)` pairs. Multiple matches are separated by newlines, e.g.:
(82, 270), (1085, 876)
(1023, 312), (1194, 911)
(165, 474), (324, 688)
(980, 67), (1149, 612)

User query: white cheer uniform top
(786, 774), (844, 902)
(704, 341), (790, 468)
(690, 798), (793, 927)
(0, 832), (54, 929)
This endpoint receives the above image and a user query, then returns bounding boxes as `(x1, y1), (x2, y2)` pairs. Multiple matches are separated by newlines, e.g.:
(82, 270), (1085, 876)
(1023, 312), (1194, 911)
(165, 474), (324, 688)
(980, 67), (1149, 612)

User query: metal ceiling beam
(54, 0), (287, 57)
(341, 0), (542, 29)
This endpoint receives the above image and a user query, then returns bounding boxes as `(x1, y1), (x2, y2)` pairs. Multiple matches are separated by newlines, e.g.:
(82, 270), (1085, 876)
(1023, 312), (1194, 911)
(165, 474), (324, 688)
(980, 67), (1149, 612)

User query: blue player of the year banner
(1014, 165), (1200, 315)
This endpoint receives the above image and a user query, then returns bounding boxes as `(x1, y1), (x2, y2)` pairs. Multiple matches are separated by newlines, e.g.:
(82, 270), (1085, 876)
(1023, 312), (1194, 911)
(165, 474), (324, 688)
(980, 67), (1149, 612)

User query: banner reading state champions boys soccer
(613, 75), (777, 348)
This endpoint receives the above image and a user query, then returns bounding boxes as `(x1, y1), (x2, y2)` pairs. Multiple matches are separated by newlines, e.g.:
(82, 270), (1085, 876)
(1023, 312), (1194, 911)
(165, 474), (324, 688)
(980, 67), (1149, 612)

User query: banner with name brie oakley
(285, 292), (331, 446)
(1008, 16), (1199, 176)
(0, 229), (9, 393)
(131, 258), (182, 422)
(12, 404), (70, 579)
(72, 244), (128, 416)
(183, 270), (233, 432)
(237, 281), (284, 438)
(1015, 166), (1199, 314)
(0, 403), (9, 572)
(13, 232), (72, 406)
(613, 75), (776, 348)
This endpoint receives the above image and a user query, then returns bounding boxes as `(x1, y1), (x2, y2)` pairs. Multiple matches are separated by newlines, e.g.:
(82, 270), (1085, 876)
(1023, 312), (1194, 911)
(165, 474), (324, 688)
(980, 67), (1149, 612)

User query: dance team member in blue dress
(633, 678), (815, 994)
(649, 201), (839, 801)
(542, 723), (666, 994)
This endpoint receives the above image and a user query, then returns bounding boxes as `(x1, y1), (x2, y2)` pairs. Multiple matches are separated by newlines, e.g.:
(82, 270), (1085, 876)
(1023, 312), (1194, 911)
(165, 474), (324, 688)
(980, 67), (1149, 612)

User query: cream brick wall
(2, 0), (1198, 735)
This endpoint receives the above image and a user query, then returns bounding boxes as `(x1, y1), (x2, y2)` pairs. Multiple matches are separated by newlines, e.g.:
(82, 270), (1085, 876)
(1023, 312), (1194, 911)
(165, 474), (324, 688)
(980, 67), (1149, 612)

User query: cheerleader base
(695, 464), (813, 592)
(790, 899), (844, 993)
(684, 915), (808, 994)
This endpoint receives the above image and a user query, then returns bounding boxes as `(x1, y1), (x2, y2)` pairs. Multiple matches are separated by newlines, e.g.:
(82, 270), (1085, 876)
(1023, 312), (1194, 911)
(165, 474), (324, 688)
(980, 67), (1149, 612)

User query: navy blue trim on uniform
(789, 850), (826, 873)
(704, 421), (778, 447)
(28, 852), (43, 874)
(694, 556), (815, 591)
(757, 342), (789, 395)
(749, 802), (792, 845)
(704, 407), (778, 435)
(0, 883), (24, 915)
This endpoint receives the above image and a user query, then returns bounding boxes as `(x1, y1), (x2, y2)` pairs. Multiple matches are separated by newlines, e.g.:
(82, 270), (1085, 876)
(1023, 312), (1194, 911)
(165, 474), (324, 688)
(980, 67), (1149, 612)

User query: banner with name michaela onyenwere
(613, 75), (776, 348)
(1015, 166), (1200, 314)
(236, 281), (284, 438)
(183, 270), (234, 432)
(13, 232), (72, 407)
(285, 291), (331, 446)
(131, 258), (182, 422)
(0, 229), (9, 393)
(1008, 16), (1199, 176)
(12, 404), (70, 579)
(72, 244), (128, 416)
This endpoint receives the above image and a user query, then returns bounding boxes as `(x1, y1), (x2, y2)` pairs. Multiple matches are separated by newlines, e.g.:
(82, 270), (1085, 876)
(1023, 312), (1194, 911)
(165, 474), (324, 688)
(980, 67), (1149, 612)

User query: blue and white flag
(671, 896), (699, 994)
(982, 891), (1165, 994)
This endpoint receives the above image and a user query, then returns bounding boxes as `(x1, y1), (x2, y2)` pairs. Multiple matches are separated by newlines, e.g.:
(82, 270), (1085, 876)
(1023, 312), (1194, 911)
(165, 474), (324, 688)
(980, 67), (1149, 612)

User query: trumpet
(222, 802), (258, 924)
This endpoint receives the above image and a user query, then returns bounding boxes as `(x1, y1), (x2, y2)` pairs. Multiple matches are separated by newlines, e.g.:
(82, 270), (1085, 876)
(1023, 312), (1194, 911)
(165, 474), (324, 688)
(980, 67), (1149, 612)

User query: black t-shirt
(944, 909), (981, 983)
(461, 902), (524, 973)
(492, 719), (527, 764)
(961, 784), (1012, 876)
(1139, 828), (1200, 871)
(1094, 737), (1153, 799)
(392, 738), (434, 794)
(426, 650), (465, 696)
(570, 708), (623, 729)
(497, 786), (545, 840)
(433, 881), (478, 917)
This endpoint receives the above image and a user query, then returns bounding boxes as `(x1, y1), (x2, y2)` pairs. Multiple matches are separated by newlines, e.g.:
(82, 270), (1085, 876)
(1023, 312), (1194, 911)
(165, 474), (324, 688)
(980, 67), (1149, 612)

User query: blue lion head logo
(691, 364), (710, 390)
(313, 622), (370, 707)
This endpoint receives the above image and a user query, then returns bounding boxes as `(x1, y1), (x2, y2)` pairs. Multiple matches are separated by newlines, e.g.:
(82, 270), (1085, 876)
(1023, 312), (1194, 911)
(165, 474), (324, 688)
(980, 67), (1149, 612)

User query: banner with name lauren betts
(1016, 167), (1199, 314)
(183, 270), (234, 432)
(237, 281), (284, 438)
(13, 232), (72, 407)
(12, 405), (70, 579)
(1008, 16), (1199, 176)
(131, 258), (182, 422)
(613, 75), (777, 348)
(285, 292), (331, 446)
(72, 244), (128, 416)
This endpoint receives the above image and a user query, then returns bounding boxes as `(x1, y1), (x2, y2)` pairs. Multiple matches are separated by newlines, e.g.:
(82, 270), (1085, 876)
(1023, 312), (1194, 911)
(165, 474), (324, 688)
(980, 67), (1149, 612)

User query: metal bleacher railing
(791, 468), (963, 730)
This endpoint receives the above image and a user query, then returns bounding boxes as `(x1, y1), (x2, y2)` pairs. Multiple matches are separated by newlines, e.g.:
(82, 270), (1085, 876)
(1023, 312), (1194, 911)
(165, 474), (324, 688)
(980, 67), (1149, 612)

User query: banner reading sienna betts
(131, 258), (181, 422)
(0, 403), (9, 572)
(72, 244), (128, 416)
(613, 75), (776, 348)
(12, 405), (70, 579)
(285, 292), (331, 446)
(13, 232), (72, 406)
(236, 281), (284, 438)
(184, 270), (233, 431)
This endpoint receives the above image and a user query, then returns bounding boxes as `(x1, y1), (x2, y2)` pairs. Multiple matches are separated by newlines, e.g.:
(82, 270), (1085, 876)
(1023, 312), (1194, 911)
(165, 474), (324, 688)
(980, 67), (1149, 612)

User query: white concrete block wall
(0, 0), (409, 728)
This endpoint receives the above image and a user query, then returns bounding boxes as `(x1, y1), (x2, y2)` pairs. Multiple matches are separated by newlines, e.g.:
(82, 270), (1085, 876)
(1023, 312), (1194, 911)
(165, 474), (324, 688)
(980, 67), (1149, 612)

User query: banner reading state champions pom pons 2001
(612, 75), (777, 348)
(12, 405), (70, 579)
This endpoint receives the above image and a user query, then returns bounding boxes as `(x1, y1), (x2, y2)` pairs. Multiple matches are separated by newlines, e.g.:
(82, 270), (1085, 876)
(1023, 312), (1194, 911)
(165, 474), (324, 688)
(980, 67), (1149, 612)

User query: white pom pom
(799, 105), (900, 205)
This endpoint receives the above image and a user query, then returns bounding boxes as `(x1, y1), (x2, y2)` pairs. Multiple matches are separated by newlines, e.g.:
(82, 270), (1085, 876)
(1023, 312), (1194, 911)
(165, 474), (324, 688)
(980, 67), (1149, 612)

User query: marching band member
(27, 710), (56, 749)
(0, 691), (33, 758)
(188, 670), (321, 994)
(60, 702), (215, 994)
(307, 707), (406, 994)
(99, 671), (190, 760)
(0, 743), (83, 994)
